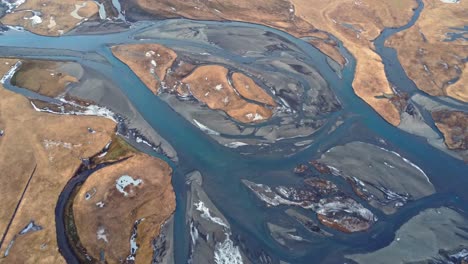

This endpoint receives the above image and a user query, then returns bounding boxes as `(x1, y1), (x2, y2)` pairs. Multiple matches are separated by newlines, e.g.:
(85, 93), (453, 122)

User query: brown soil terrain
(131, 0), (346, 65)
(447, 69), (468, 102)
(11, 60), (78, 97)
(132, 0), (419, 126)
(182, 65), (274, 123)
(386, 0), (468, 102)
(231, 72), (277, 106)
(308, 36), (347, 67)
(112, 44), (178, 94)
(0, 59), (115, 263)
(432, 110), (467, 151)
(1, 0), (98, 36)
(73, 154), (175, 264)
(112, 44), (276, 123)
(133, 0), (315, 40)
(290, 0), (418, 126)
(164, 61), (197, 97)
(91, 134), (137, 164)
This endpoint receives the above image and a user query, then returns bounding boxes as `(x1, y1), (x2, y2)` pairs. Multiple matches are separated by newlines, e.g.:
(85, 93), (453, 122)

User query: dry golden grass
(112, 44), (178, 94)
(133, 0), (419, 126)
(231, 72), (276, 106)
(386, 0), (468, 102)
(0, 59), (116, 263)
(446, 66), (468, 102)
(165, 61), (197, 96)
(289, 0), (418, 126)
(73, 154), (175, 264)
(308, 38), (347, 67)
(182, 65), (273, 123)
(135, 0), (314, 37)
(112, 44), (275, 124)
(133, 0), (346, 66)
(432, 110), (467, 151)
(1, 0), (98, 36)
(12, 60), (78, 98)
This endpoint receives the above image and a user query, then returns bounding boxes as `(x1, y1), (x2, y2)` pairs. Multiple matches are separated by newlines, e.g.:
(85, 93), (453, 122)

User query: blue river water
(0, 4), (467, 262)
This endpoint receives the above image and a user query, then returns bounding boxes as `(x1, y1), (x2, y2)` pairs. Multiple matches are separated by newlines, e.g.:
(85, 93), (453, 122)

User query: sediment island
(0, 0), (467, 263)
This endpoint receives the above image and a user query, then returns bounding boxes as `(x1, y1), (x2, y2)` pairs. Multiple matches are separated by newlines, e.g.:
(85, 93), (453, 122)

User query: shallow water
(0, 9), (467, 264)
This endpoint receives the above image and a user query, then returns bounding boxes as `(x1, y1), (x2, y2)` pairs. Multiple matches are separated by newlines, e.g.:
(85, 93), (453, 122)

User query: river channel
(0, 1), (467, 262)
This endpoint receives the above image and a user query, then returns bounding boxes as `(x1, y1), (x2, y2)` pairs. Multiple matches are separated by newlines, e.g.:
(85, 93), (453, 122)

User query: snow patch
(30, 98), (117, 122)
(97, 227), (108, 243)
(70, 2), (88, 19)
(19, 221), (42, 235)
(0, 61), (21, 84)
(5, 25), (25, 31)
(327, 165), (341, 176)
(189, 221), (199, 246)
(115, 175), (143, 196)
(24, 11), (42, 25)
(451, 249), (468, 259)
(145, 50), (156, 57)
(135, 136), (150, 147)
(253, 113), (263, 121)
(193, 119), (220, 136)
(214, 234), (243, 264)
(1, 0), (26, 13)
(47, 16), (56, 29)
(194, 200), (228, 228)
(243, 181), (302, 207)
(225, 142), (248, 148)
(43, 140), (79, 150)
(127, 218), (144, 261)
(316, 198), (375, 222)
(81, 104), (116, 121)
